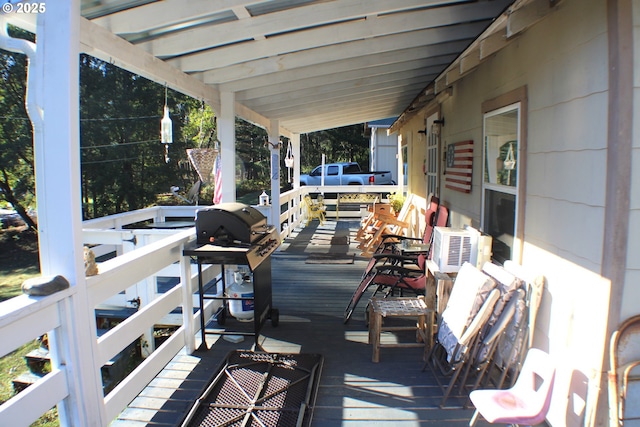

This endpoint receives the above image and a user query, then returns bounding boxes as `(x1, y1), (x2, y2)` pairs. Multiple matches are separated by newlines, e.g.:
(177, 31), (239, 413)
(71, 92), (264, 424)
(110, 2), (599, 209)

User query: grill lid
(195, 202), (268, 245)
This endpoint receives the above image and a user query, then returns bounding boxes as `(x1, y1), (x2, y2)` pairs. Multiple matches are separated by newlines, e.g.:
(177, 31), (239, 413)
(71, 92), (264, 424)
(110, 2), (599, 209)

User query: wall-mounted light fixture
(431, 117), (445, 136)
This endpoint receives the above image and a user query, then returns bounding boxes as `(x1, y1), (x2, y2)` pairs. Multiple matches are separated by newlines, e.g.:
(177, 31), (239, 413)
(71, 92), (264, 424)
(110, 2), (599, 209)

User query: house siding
(400, 0), (635, 424)
(626, 0), (640, 321)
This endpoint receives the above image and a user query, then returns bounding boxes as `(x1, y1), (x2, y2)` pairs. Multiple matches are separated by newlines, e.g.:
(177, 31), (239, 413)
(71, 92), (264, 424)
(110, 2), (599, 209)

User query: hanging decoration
(503, 142), (516, 170)
(160, 85), (173, 163)
(213, 141), (223, 204)
(503, 141), (516, 186)
(186, 102), (218, 184)
(444, 140), (474, 193)
(187, 148), (217, 183)
(284, 140), (294, 183)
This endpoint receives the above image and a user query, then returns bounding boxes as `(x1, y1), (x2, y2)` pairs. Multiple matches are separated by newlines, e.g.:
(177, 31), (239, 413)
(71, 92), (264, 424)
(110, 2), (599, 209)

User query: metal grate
(182, 351), (323, 427)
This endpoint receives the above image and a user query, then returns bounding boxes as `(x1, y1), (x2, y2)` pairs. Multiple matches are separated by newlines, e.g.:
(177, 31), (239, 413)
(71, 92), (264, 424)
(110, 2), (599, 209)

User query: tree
(300, 125), (369, 173)
(79, 56), (196, 217)
(0, 26), (37, 230)
(2, 28), (371, 221)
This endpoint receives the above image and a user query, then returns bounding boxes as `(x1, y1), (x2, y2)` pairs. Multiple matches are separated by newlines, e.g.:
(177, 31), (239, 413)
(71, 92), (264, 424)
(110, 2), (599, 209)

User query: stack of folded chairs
(423, 261), (545, 408)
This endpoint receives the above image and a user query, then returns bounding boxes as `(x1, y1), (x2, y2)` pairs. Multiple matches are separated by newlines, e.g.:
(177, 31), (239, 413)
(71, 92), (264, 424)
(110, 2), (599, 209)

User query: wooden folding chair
(354, 202), (394, 242)
(357, 195), (415, 256)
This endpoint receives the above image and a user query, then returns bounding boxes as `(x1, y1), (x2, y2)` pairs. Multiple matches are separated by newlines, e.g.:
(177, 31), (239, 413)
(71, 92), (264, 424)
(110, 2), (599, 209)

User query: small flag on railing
(213, 152), (222, 204)
(444, 140), (473, 193)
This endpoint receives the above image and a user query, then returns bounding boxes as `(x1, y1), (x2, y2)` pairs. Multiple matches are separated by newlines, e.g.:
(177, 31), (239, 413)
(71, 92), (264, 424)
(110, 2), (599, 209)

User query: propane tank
(228, 271), (254, 322)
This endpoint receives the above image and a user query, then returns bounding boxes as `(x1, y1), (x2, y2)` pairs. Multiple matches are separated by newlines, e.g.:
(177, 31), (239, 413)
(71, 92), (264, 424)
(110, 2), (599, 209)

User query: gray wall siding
(439, 0), (609, 272)
(403, 1), (624, 424)
(625, 0), (640, 321)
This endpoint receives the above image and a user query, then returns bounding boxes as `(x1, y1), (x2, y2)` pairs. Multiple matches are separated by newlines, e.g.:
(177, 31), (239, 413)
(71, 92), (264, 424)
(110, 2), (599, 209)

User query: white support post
(269, 120), (281, 231)
(290, 133), (301, 224)
(397, 134), (405, 195)
(36, 2), (106, 425)
(180, 250), (196, 354)
(219, 91), (236, 203)
(291, 133), (301, 190)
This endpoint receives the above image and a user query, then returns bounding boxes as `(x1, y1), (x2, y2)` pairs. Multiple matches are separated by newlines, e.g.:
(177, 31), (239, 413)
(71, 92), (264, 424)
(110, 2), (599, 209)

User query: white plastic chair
(469, 347), (555, 426)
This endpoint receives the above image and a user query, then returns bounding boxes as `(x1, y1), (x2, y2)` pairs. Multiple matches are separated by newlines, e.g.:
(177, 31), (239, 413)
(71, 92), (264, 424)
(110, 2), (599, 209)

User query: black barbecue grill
(183, 203), (281, 348)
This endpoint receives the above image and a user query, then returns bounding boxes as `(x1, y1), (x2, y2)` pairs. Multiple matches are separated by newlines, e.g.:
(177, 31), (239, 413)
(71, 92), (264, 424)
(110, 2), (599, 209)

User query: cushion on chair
(495, 262), (546, 375)
(441, 263), (497, 338)
(481, 262), (523, 330)
(438, 263), (497, 360)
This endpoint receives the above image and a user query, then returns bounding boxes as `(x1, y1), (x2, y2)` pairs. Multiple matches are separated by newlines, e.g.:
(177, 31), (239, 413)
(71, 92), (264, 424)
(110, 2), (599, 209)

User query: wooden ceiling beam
(507, 0), (562, 38)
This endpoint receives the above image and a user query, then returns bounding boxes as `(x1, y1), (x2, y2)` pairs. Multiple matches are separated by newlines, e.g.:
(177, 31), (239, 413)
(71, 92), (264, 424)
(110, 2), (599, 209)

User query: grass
(0, 339), (58, 426)
(0, 227), (40, 300)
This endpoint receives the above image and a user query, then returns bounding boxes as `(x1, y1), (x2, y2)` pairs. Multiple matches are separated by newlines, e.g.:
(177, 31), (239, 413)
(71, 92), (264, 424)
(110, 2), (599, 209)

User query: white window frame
(481, 102), (522, 263)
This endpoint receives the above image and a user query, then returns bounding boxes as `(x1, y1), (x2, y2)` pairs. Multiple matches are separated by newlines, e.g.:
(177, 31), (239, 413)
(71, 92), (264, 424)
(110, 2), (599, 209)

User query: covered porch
(111, 216), (490, 427)
(0, 0), (631, 425)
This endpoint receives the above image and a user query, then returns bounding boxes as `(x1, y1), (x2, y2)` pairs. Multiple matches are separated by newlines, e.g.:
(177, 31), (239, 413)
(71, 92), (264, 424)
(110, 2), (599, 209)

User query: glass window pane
(484, 109), (518, 187)
(482, 103), (520, 264)
(483, 189), (515, 264)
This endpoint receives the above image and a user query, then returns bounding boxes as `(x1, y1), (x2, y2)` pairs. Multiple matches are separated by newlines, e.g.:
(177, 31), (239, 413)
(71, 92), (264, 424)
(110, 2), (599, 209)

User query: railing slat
(103, 325), (187, 421)
(96, 285), (182, 366)
(0, 294), (65, 358)
(0, 369), (68, 426)
(86, 229), (194, 307)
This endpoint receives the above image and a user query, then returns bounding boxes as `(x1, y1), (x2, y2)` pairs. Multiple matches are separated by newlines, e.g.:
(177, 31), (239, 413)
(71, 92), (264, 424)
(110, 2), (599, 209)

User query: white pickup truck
(299, 162), (394, 186)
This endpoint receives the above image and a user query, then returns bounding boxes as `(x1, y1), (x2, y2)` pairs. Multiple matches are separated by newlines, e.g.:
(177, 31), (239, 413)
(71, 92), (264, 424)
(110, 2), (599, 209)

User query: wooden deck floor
(111, 220), (492, 427)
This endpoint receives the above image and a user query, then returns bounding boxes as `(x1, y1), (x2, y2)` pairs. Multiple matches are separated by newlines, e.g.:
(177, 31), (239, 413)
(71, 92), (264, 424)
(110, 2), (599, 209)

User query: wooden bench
(368, 296), (434, 363)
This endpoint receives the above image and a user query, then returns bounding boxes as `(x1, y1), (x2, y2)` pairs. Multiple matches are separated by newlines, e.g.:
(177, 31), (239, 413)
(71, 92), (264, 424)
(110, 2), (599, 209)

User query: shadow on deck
(111, 220), (491, 427)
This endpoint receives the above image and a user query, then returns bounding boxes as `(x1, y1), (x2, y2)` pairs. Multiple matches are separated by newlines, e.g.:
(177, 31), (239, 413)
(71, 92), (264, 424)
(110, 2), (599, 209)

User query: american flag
(213, 152), (222, 204)
(444, 140), (473, 193)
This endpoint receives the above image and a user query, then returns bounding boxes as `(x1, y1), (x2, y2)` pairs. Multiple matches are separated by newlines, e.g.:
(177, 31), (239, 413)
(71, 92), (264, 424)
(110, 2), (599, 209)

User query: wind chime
(284, 140), (294, 183)
(160, 86), (173, 163)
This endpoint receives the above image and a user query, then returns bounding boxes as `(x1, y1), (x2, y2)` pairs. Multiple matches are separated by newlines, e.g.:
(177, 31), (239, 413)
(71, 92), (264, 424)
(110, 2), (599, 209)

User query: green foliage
(387, 192), (405, 213)
(300, 125), (369, 173)
(235, 118), (270, 186)
(79, 56), (200, 217)
(1, 28), (370, 218)
(182, 102), (217, 148)
(0, 26), (36, 228)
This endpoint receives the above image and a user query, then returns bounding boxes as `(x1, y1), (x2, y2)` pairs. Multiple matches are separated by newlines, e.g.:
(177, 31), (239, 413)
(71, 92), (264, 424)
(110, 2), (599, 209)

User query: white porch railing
(0, 185), (398, 426)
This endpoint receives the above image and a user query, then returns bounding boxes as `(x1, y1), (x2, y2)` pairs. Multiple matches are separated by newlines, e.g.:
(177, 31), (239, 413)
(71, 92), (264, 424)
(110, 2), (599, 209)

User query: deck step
(12, 372), (45, 393)
(24, 347), (50, 374)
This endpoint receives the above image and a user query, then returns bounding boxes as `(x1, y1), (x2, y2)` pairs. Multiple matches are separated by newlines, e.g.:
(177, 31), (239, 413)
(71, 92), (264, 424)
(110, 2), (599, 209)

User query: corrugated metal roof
(6, 0), (514, 135)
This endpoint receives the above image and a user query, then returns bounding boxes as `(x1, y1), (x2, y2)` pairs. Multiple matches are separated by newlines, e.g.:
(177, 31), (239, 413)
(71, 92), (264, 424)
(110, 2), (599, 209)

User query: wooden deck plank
(111, 220), (498, 427)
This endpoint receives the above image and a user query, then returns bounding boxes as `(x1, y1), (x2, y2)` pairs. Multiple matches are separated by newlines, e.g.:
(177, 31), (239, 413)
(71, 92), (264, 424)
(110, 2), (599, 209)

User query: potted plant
(387, 192), (405, 215)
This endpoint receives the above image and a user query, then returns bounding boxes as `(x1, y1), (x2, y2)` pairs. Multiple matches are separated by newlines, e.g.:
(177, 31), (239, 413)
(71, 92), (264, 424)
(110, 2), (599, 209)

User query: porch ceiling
(6, 0), (513, 136)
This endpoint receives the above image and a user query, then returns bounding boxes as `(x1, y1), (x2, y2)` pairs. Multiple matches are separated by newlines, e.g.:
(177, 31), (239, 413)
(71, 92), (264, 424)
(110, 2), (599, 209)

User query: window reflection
(482, 105), (519, 264)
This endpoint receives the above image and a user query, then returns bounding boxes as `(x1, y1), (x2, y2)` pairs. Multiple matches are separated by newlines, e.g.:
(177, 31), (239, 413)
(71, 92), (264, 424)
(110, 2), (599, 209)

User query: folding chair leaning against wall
(422, 262), (503, 407)
(488, 261), (546, 389)
(455, 262), (545, 407)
